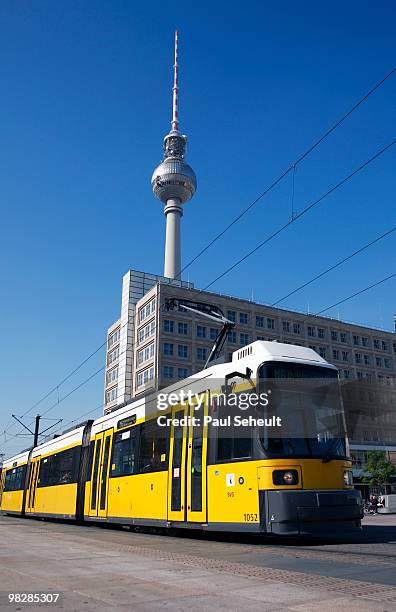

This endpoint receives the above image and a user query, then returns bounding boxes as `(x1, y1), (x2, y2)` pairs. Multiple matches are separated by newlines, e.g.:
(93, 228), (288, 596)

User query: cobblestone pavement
(0, 514), (396, 611)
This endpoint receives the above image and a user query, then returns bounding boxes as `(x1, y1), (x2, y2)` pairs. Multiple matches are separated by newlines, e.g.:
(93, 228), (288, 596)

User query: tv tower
(151, 31), (197, 279)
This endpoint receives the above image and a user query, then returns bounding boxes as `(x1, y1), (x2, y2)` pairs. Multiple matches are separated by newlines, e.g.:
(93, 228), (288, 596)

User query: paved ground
(1, 514), (396, 611)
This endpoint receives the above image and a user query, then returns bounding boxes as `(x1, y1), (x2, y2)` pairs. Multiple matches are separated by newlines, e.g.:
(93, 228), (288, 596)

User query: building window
(283, 321), (290, 333)
(267, 318), (275, 330)
(384, 358), (391, 369)
(364, 355), (370, 366)
(393, 343), (396, 354)
(307, 326), (315, 338)
(177, 368), (188, 379)
(331, 330), (338, 342)
(137, 342), (155, 365)
(239, 312), (248, 325)
(197, 347), (207, 361)
(163, 342), (174, 356)
(106, 367), (119, 385)
(353, 335), (360, 346)
(227, 331), (237, 344)
(362, 337), (369, 347)
(138, 320), (155, 345)
(332, 349), (339, 361)
(240, 333), (249, 345)
(340, 332), (347, 343)
(105, 386), (118, 403)
(382, 340), (389, 351)
(178, 344), (188, 359)
(163, 366), (174, 379)
(108, 328), (120, 348)
(318, 328), (325, 339)
(342, 351), (349, 362)
(376, 357), (383, 368)
(137, 366), (154, 387)
(139, 298), (156, 322)
(357, 371), (363, 380)
(293, 323), (301, 335)
(257, 335), (266, 341)
(227, 310), (236, 322)
(374, 339), (380, 350)
(107, 347), (119, 365)
(178, 321), (188, 335)
(344, 369), (351, 379)
(355, 353), (362, 364)
(210, 328), (219, 340)
(318, 347), (326, 358)
(164, 319), (174, 333)
(197, 325), (207, 338)
(256, 315), (264, 328)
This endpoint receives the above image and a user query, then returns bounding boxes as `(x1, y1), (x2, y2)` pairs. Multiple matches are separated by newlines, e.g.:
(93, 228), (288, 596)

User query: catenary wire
(203, 139), (396, 291)
(272, 225), (396, 306)
(316, 272), (396, 315)
(177, 68), (396, 278)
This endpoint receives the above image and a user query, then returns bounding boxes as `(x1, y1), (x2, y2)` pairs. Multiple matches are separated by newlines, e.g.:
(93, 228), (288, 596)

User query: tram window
(86, 441), (95, 481)
(38, 447), (81, 487)
(110, 428), (137, 477)
(216, 400), (252, 461)
(139, 420), (170, 473)
(4, 465), (26, 492)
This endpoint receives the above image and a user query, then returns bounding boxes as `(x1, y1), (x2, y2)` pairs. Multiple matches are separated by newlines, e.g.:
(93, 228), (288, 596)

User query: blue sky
(1, 1), (395, 457)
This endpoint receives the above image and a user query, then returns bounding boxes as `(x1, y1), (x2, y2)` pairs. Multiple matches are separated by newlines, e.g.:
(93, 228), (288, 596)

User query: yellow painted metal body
(0, 489), (24, 513)
(207, 458), (352, 525)
(107, 472), (168, 519)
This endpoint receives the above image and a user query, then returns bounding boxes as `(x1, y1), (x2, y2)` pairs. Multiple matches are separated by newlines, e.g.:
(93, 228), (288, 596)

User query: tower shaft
(164, 198), (183, 279)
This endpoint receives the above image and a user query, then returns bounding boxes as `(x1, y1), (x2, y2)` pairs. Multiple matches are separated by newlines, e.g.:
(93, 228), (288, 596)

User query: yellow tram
(0, 341), (363, 535)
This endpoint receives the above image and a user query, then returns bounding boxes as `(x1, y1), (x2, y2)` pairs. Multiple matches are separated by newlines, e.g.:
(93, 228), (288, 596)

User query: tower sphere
(151, 155), (197, 204)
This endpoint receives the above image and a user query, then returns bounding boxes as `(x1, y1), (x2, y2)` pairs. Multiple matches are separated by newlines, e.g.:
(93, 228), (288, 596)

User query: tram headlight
(272, 469), (299, 486)
(344, 470), (353, 486)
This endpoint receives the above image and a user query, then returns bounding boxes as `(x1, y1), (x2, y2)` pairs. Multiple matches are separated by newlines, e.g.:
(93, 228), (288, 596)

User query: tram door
(88, 429), (113, 518)
(26, 457), (40, 513)
(168, 393), (208, 523)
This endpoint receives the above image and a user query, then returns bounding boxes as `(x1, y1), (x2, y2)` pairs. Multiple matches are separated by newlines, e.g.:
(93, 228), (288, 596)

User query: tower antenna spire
(172, 30), (179, 133)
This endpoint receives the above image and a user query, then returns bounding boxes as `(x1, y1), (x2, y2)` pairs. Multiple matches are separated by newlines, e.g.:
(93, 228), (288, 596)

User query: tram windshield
(258, 362), (347, 459)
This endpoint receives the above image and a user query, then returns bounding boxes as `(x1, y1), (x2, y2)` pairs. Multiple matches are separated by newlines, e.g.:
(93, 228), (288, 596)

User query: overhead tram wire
(0, 327), (157, 450)
(316, 272), (396, 315)
(2, 317), (134, 439)
(272, 225), (396, 306)
(203, 138), (396, 291)
(177, 67), (396, 278)
(0, 364), (107, 453)
(3, 69), (395, 439)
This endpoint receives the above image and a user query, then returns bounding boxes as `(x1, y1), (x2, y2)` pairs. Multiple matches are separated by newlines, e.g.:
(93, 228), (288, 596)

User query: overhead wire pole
(10, 414), (62, 447)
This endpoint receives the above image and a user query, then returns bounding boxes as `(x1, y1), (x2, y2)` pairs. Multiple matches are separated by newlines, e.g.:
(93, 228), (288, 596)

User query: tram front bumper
(261, 489), (363, 535)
